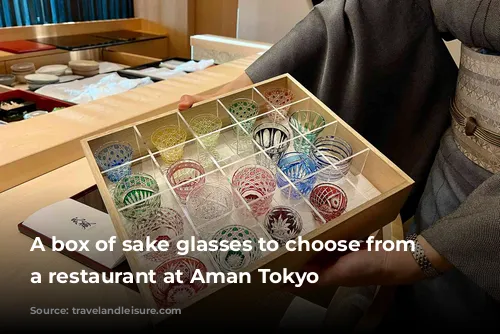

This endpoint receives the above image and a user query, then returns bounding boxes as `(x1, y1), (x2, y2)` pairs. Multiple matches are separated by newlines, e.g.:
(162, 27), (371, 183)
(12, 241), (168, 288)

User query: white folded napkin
(160, 59), (215, 72)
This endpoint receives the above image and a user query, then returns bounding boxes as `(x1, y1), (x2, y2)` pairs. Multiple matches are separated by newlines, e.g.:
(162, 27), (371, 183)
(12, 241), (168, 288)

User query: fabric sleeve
(245, 5), (327, 83)
(422, 173), (500, 301)
(430, 0), (500, 51)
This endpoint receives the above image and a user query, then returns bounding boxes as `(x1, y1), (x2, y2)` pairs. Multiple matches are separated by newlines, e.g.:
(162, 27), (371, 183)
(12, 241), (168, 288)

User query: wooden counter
(0, 51), (258, 329)
(0, 54), (259, 193)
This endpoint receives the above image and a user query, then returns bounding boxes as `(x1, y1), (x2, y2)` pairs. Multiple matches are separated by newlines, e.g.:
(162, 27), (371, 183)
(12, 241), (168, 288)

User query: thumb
(178, 95), (196, 111)
(178, 94), (205, 111)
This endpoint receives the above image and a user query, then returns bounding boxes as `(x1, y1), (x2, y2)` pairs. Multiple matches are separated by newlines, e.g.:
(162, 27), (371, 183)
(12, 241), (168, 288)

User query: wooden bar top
(0, 52), (258, 329)
(0, 54), (259, 192)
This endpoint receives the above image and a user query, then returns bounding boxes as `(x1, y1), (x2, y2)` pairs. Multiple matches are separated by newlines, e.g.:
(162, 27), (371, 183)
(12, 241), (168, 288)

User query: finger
(318, 249), (387, 287)
(281, 252), (344, 292)
(178, 95), (194, 111)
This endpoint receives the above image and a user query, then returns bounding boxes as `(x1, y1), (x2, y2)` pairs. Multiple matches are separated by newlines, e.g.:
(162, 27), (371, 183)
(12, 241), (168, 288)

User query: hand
(281, 247), (388, 294)
(300, 237), (440, 288)
(177, 73), (253, 111)
(311, 249), (390, 287)
(178, 94), (207, 111)
(299, 242), (390, 288)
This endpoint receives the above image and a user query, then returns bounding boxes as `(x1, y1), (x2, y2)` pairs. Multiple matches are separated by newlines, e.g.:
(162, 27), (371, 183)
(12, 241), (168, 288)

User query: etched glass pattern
(113, 173), (161, 220)
(309, 183), (348, 223)
(210, 224), (261, 272)
(310, 136), (353, 181)
(264, 206), (303, 246)
(231, 165), (276, 216)
(276, 152), (317, 199)
(94, 141), (133, 182)
(151, 125), (187, 166)
(289, 110), (326, 153)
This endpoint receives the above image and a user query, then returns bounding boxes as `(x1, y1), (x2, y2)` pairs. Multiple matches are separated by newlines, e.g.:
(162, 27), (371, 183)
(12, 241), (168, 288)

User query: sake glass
(231, 165), (276, 216)
(166, 159), (206, 204)
(289, 110), (326, 153)
(263, 87), (294, 121)
(186, 183), (233, 226)
(189, 113), (223, 150)
(151, 125), (187, 166)
(113, 173), (161, 220)
(276, 152), (317, 199)
(309, 183), (348, 224)
(94, 141), (133, 183)
(263, 206), (303, 246)
(210, 224), (261, 273)
(131, 207), (184, 243)
(252, 122), (291, 169)
(229, 98), (259, 133)
(310, 136), (353, 181)
(150, 256), (208, 308)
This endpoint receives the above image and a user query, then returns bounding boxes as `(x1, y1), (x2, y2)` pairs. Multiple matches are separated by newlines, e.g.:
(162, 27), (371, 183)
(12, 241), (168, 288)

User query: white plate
(25, 74), (59, 83)
(35, 65), (68, 76)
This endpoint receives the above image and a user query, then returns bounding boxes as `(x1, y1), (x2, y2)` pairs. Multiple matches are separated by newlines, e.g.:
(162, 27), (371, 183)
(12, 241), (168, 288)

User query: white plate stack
(68, 60), (99, 77)
(24, 74), (60, 90)
(36, 64), (69, 76)
(10, 62), (35, 83)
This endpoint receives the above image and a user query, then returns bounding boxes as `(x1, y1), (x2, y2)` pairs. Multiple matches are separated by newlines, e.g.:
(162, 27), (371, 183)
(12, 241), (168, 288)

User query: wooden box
(81, 74), (413, 325)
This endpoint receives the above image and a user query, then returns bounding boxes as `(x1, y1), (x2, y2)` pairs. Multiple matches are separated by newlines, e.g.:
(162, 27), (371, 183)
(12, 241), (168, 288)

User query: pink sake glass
(167, 159), (206, 204)
(231, 165), (277, 216)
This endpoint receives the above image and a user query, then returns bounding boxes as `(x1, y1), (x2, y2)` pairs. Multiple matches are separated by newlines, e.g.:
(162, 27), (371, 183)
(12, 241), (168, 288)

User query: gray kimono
(247, 0), (457, 220)
(245, 0), (500, 328)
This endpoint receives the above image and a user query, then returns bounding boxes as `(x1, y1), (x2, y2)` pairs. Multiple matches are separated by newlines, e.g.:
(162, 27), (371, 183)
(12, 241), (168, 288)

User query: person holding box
(179, 0), (500, 330)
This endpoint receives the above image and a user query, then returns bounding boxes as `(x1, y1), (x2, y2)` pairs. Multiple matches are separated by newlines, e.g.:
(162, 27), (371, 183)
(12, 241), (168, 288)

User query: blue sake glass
(94, 141), (134, 182)
(276, 152), (317, 199)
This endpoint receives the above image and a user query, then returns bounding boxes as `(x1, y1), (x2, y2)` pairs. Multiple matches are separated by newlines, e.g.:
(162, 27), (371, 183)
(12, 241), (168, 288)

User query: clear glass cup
(186, 183), (233, 226)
